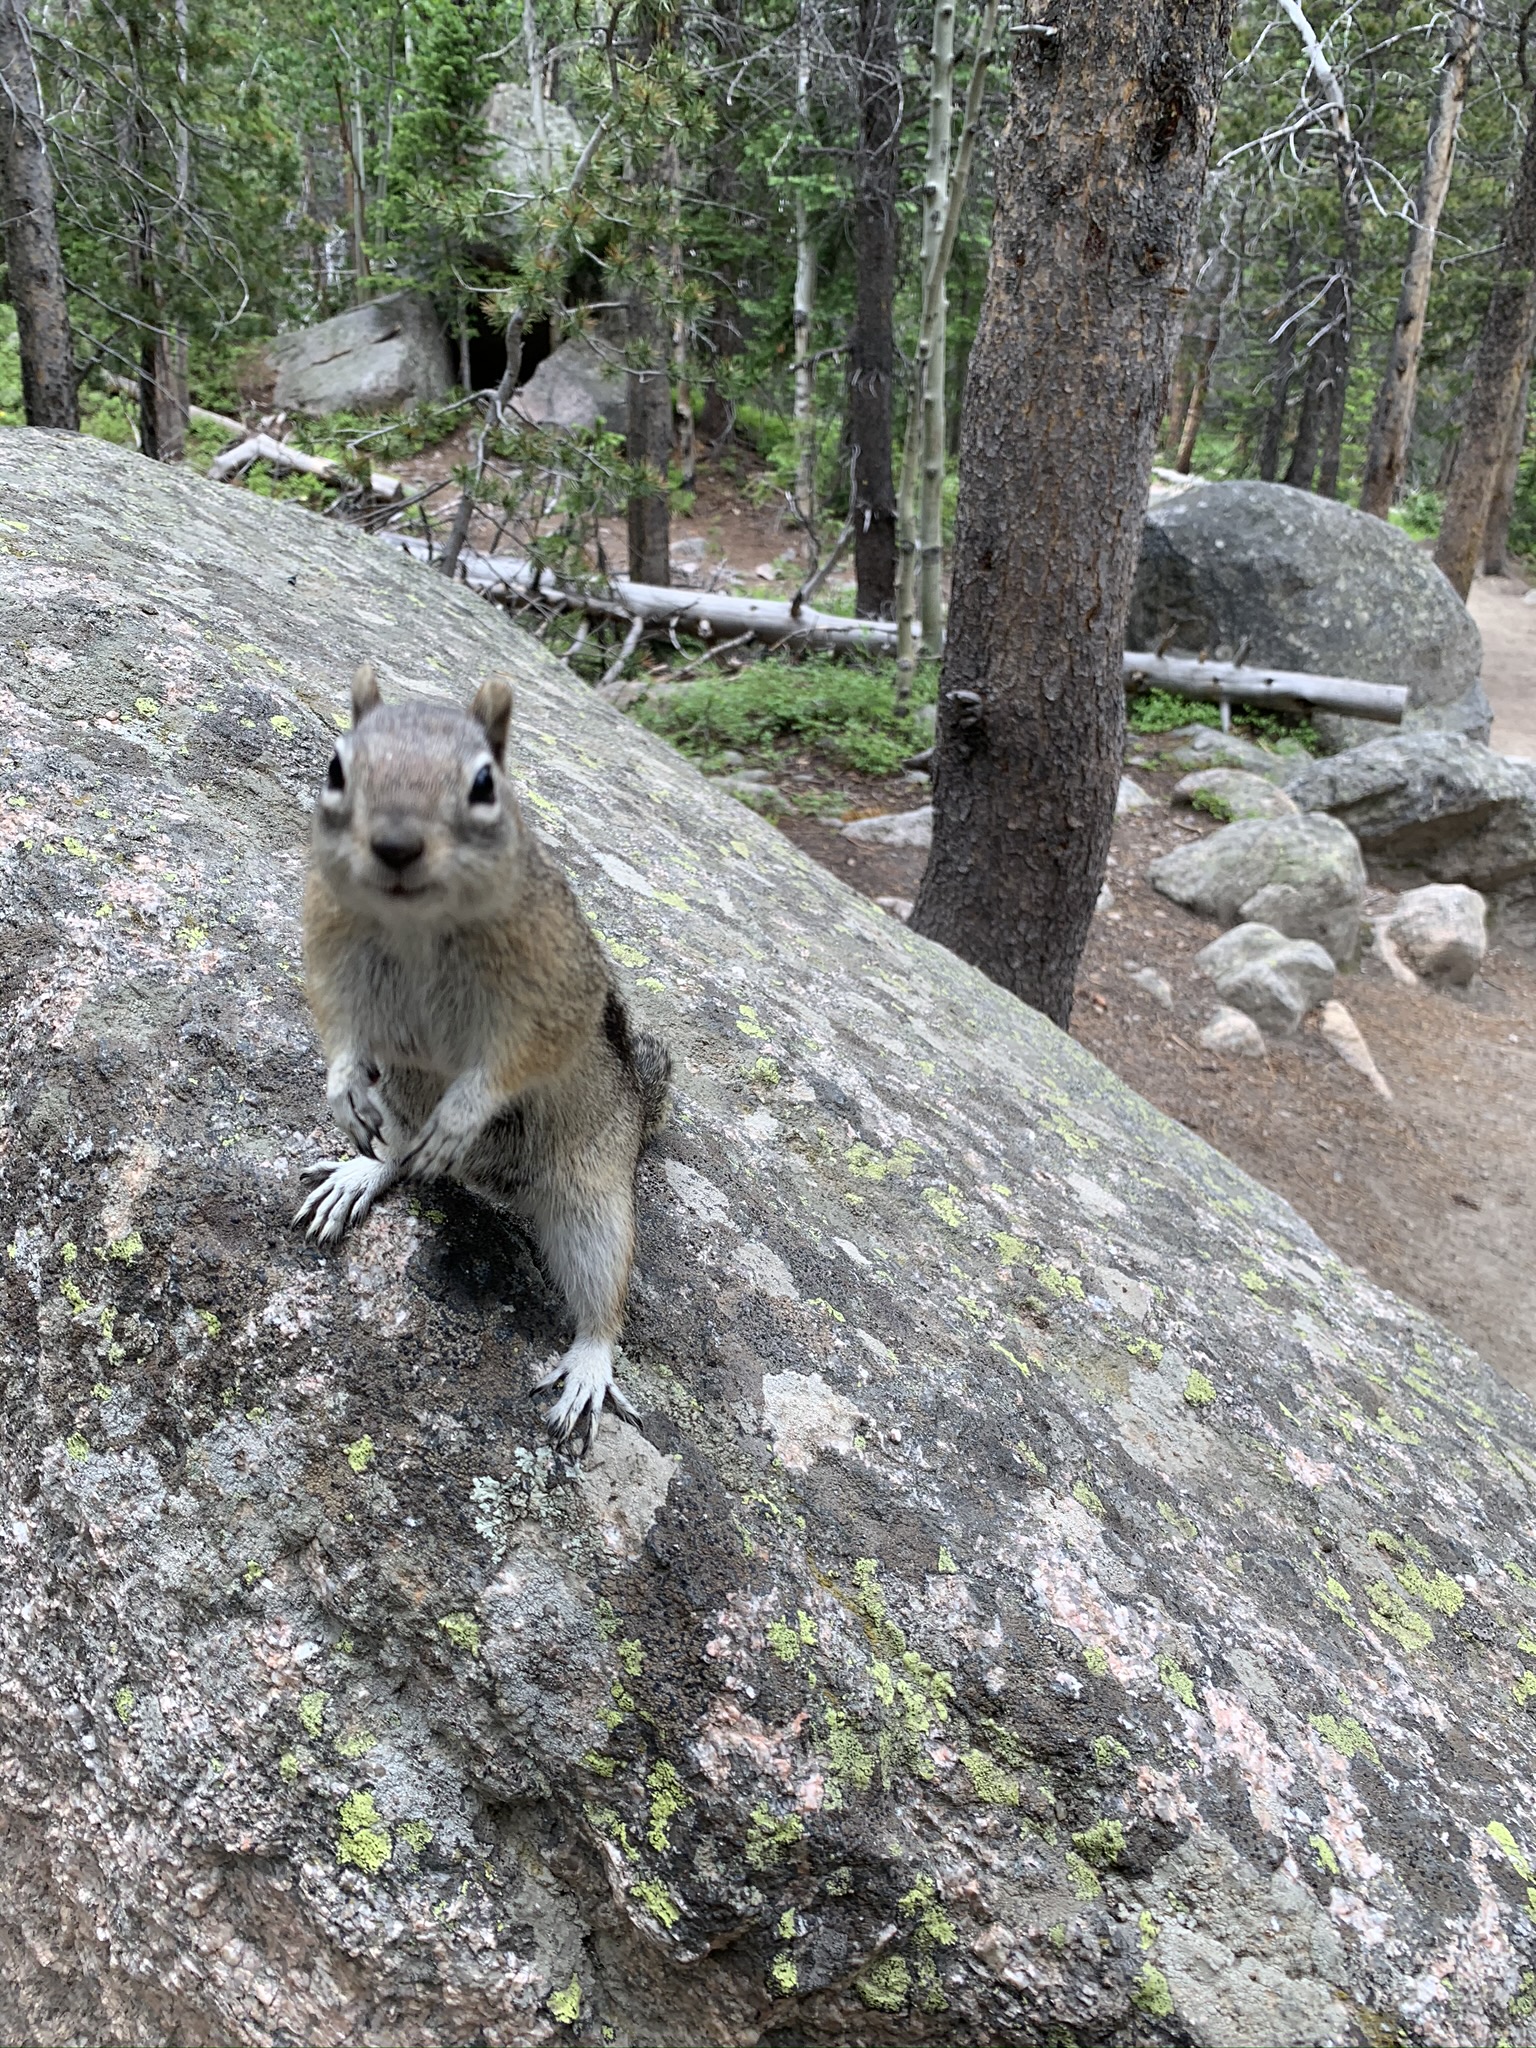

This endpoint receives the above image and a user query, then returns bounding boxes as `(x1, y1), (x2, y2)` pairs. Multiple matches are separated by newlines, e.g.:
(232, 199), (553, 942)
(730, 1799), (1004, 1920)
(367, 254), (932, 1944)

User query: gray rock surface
(1386, 883), (1488, 986)
(4, 430), (1536, 2047)
(1130, 481), (1490, 748)
(1148, 814), (1367, 963)
(268, 291), (454, 415)
(1174, 767), (1300, 822)
(840, 804), (933, 850)
(1159, 723), (1295, 778)
(514, 314), (628, 434)
(1198, 1006), (1267, 1058)
(1285, 733), (1536, 891)
(483, 81), (586, 202)
(1127, 965), (1173, 1008)
(1193, 923), (1335, 1035)
(1117, 775), (1156, 816)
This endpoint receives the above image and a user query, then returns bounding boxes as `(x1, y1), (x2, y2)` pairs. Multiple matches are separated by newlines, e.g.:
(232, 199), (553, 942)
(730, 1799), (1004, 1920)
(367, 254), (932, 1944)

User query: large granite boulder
(5, 430), (1536, 2048)
(1147, 813), (1367, 963)
(269, 290), (454, 415)
(1286, 732), (1536, 892)
(1130, 482), (1489, 749)
(483, 82), (586, 200)
(513, 313), (628, 434)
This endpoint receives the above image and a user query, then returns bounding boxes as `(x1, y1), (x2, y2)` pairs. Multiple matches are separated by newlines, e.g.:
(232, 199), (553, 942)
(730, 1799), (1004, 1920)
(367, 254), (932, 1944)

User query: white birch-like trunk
(791, 8), (816, 562)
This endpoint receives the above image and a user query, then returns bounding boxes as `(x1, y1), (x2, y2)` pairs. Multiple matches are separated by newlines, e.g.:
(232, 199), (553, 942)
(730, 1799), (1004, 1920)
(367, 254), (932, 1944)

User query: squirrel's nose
(370, 823), (425, 872)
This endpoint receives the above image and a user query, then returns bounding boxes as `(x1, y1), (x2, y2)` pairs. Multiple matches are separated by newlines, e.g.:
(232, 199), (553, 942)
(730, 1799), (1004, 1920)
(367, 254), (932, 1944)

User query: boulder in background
(268, 290), (454, 415)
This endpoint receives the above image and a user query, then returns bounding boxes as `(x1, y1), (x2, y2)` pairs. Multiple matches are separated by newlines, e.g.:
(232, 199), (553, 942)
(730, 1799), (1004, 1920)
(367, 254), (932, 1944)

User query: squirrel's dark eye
(468, 763), (495, 805)
(326, 752), (345, 792)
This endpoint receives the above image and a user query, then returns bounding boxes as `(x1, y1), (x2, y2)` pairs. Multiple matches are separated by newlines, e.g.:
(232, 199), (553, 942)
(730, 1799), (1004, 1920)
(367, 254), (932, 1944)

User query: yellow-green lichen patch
(1158, 1501), (1198, 1541)
(1131, 1964), (1174, 2018)
(439, 1612), (482, 1656)
(1072, 1480), (1106, 1518)
(102, 1232), (144, 1263)
(1065, 1851), (1102, 1900)
(822, 1704), (876, 1795)
(1487, 1822), (1536, 1922)
(749, 1057), (781, 1086)
(617, 1638), (644, 1676)
(1094, 1735), (1131, 1773)
(278, 1751), (300, 1784)
(960, 1749), (1020, 1806)
(343, 1435), (375, 1474)
(335, 1729), (376, 1760)
(746, 1805), (806, 1870)
(1183, 1368), (1217, 1408)
(113, 1685), (134, 1727)
(1138, 1909), (1158, 1950)
(1082, 1644), (1110, 1678)
(630, 1877), (680, 1929)
(1514, 1671), (1536, 1706)
(766, 1610), (816, 1662)
(336, 1791), (392, 1874)
(269, 714), (295, 739)
(856, 1954), (910, 2011)
(845, 1138), (923, 1183)
(735, 1004), (769, 1041)
(937, 1546), (957, 1574)
(583, 1749), (617, 1776)
(1309, 1713), (1381, 1769)
(646, 1761), (688, 1851)
(769, 1952), (798, 1995)
(1365, 1581), (1433, 1654)
(1310, 1832), (1340, 1875)
(1157, 1656), (1197, 1710)
(605, 937), (649, 969)
(398, 1820), (432, 1851)
(1396, 1561), (1464, 1617)
(548, 1975), (582, 2025)
(922, 1186), (966, 1230)
(298, 1690), (329, 1737)
(1071, 1819), (1125, 1871)
(65, 1434), (90, 1462)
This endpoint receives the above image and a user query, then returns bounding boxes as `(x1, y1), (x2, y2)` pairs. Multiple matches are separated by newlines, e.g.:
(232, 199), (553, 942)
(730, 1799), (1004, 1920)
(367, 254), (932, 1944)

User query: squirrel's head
(311, 665), (525, 926)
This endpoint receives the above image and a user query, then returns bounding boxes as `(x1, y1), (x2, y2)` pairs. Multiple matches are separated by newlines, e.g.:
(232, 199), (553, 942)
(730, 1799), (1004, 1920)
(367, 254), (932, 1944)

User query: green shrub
(635, 653), (936, 777)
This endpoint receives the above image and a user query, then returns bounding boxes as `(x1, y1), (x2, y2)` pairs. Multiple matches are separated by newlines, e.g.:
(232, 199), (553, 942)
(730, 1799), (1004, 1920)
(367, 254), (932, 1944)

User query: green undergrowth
(634, 653), (940, 777)
(1127, 686), (1318, 753)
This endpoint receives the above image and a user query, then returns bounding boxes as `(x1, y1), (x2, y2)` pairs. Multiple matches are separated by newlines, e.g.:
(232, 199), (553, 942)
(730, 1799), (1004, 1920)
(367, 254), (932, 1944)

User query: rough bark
(1283, 301), (1333, 492)
(626, 293), (673, 585)
(1358, 3), (1481, 518)
(1435, 99), (1536, 600)
(0, 0), (78, 430)
(1482, 361), (1530, 575)
(848, 0), (900, 617)
(910, 1), (1234, 1027)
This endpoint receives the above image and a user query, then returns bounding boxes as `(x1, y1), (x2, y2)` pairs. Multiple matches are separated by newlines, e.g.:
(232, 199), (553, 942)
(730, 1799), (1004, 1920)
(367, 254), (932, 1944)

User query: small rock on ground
(1199, 1006), (1267, 1058)
(1174, 767), (1300, 822)
(1193, 922), (1334, 1036)
(1127, 966), (1173, 1008)
(840, 805), (933, 850)
(1117, 776), (1157, 816)
(1147, 812), (1366, 964)
(876, 896), (914, 922)
(1157, 724), (1294, 780)
(1317, 1000), (1392, 1099)
(1385, 883), (1487, 987)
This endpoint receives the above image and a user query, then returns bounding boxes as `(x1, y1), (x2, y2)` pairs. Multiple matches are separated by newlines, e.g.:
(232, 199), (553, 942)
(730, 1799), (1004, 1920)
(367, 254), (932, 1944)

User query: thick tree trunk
(0, 0), (78, 430)
(1435, 100), (1536, 600)
(1258, 233), (1301, 481)
(910, 1), (1233, 1027)
(848, 0), (900, 617)
(1482, 362), (1530, 575)
(1358, 5), (1481, 517)
(626, 294), (672, 585)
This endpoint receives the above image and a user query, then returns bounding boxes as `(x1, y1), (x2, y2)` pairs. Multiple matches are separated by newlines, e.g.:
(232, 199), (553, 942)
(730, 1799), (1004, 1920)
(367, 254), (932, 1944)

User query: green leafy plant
(635, 654), (937, 778)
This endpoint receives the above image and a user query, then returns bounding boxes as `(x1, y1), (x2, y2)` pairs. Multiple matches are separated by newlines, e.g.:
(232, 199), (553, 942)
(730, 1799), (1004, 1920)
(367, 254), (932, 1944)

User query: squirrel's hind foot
(294, 1154), (398, 1244)
(532, 1338), (638, 1456)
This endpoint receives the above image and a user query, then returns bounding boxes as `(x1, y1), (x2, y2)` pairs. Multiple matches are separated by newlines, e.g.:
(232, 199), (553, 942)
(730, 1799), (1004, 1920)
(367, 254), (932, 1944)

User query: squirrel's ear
(351, 663), (382, 725)
(471, 677), (513, 764)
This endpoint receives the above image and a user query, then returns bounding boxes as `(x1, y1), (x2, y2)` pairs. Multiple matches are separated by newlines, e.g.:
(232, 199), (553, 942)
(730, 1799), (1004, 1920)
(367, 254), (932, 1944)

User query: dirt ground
(781, 751), (1536, 1397)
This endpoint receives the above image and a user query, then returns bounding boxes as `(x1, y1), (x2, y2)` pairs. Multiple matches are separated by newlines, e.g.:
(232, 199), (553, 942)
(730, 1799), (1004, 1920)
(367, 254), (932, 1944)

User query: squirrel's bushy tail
(632, 1031), (672, 1140)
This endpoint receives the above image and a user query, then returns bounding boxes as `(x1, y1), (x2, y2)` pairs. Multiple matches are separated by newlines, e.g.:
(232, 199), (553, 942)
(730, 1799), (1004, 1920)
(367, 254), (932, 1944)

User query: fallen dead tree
(376, 533), (1409, 722)
(209, 432), (402, 501)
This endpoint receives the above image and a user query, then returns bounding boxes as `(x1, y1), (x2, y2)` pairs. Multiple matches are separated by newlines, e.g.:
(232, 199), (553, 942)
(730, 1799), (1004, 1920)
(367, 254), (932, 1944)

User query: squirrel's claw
(293, 1154), (395, 1244)
(329, 1072), (384, 1159)
(534, 1339), (634, 1456)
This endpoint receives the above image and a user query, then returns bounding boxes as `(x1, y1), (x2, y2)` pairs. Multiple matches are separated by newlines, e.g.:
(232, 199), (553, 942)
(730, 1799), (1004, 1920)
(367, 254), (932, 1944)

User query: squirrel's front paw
(293, 1154), (396, 1244)
(327, 1060), (385, 1158)
(532, 1339), (638, 1456)
(398, 1080), (493, 1183)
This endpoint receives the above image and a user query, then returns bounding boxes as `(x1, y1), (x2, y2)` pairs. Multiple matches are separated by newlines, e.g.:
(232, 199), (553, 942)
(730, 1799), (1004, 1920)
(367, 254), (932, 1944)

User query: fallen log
(209, 431), (402, 501)
(375, 533), (1408, 721)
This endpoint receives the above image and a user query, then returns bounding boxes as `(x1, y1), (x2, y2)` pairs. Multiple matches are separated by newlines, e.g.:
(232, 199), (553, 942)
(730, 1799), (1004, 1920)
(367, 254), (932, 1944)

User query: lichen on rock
(2, 433), (1536, 2045)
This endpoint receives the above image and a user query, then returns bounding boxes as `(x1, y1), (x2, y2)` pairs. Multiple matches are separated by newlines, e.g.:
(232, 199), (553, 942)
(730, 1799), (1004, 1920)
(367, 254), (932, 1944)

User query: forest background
(5, 0), (1536, 589)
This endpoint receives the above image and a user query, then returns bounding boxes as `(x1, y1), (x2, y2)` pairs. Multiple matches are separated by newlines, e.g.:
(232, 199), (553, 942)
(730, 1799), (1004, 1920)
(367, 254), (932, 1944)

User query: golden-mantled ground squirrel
(293, 664), (670, 1451)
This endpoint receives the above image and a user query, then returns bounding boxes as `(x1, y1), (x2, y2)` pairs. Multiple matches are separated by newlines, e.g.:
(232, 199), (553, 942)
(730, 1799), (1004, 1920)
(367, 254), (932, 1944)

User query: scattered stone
(1284, 733), (1536, 891)
(670, 535), (708, 562)
(1316, 1000), (1393, 1099)
(1096, 882), (1114, 912)
(875, 896), (914, 922)
(754, 562), (777, 582)
(1199, 1006), (1267, 1058)
(1193, 922), (1334, 1035)
(1147, 813), (1366, 964)
(1173, 767), (1300, 822)
(1159, 724), (1293, 778)
(720, 774), (791, 816)
(1129, 479), (1490, 748)
(1366, 920), (1420, 988)
(268, 291), (452, 415)
(1385, 883), (1487, 987)
(512, 314), (628, 433)
(1117, 776), (1157, 816)
(1127, 966), (1173, 1008)
(840, 805), (933, 850)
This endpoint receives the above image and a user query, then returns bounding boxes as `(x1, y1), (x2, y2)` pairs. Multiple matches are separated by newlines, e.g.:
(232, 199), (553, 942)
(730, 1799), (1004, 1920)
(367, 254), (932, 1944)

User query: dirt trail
(1471, 570), (1536, 759)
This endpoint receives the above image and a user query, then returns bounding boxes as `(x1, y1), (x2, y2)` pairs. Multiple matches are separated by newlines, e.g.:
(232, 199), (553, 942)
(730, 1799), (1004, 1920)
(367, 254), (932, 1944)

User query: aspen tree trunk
(916, 0), (957, 653)
(1481, 361), (1530, 576)
(895, 0), (998, 684)
(1173, 241), (1234, 473)
(0, 0), (77, 429)
(1358, 4), (1481, 517)
(849, 0), (900, 616)
(1258, 232), (1301, 480)
(791, 8), (817, 561)
(1435, 103), (1536, 599)
(911, 0), (1233, 1027)
(1163, 343), (1194, 460)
